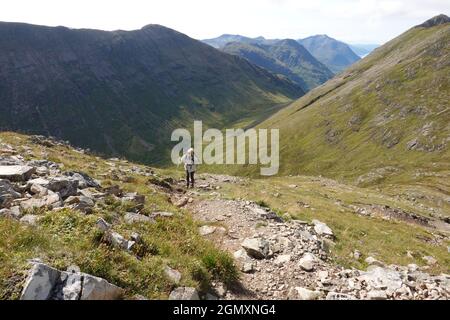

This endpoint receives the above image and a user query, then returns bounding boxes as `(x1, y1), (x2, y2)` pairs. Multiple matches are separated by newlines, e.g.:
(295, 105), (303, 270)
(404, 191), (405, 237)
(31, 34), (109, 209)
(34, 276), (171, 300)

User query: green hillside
(226, 17), (450, 193)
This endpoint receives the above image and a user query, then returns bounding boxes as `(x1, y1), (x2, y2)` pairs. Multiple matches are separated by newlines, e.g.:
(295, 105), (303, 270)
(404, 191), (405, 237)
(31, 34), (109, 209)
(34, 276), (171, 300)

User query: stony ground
(1, 135), (449, 300)
(168, 174), (450, 300)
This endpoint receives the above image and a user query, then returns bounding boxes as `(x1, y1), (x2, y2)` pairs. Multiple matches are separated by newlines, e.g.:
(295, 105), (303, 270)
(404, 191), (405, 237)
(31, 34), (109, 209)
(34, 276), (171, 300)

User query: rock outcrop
(21, 262), (123, 300)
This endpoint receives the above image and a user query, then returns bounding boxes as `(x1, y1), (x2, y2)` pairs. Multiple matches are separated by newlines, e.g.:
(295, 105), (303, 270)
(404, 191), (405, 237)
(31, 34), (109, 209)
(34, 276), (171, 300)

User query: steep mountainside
(0, 22), (303, 164)
(222, 39), (334, 91)
(229, 16), (450, 193)
(299, 35), (361, 73)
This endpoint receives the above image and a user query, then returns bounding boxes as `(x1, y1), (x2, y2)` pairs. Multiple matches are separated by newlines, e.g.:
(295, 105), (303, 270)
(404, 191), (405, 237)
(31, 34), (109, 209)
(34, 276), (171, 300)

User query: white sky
(1, 0), (449, 44)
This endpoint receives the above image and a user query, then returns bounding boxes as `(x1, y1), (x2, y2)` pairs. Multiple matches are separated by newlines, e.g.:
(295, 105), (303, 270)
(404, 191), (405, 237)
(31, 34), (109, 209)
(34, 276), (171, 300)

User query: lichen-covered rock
(20, 262), (123, 300)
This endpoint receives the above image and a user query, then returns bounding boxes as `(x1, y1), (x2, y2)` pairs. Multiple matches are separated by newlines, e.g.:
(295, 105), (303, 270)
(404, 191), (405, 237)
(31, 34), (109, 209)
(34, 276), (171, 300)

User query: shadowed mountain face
(229, 16), (450, 186)
(298, 35), (361, 73)
(0, 22), (303, 163)
(221, 39), (334, 91)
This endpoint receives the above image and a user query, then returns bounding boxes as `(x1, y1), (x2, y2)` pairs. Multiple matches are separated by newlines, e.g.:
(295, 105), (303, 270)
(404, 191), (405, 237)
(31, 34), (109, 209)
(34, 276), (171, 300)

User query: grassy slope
(221, 24), (449, 199)
(213, 176), (450, 274)
(0, 132), (237, 299)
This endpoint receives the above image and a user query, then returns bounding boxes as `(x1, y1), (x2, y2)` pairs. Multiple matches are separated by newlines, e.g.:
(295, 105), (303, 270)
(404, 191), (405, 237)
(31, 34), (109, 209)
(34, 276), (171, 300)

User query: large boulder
(43, 177), (79, 198)
(21, 262), (123, 300)
(0, 165), (35, 182)
(241, 237), (270, 259)
(20, 263), (60, 300)
(358, 267), (403, 292)
(80, 274), (123, 300)
(169, 287), (200, 300)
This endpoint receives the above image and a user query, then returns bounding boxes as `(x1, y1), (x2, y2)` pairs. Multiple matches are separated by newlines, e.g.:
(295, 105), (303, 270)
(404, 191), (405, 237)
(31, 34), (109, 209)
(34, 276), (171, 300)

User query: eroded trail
(173, 174), (450, 300)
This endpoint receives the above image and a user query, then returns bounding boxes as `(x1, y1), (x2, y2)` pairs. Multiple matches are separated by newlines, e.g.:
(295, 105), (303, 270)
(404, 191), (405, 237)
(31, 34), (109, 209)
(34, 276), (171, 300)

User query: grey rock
(241, 237), (270, 259)
(164, 266), (182, 284)
(64, 171), (100, 189)
(20, 192), (61, 210)
(20, 214), (39, 226)
(274, 254), (291, 266)
(169, 287), (200, 300)
(121, 192), (145, 204)
(199, 225), (217, 236)
(124, 212), (154, 224)
(29, 177), (78, 198)
(107, 231), (135, 251)
(0, 165), (35, 182)
(0, 206), (22, 219)
(65, 196), (94, 214)
(365, 256), (384, 267)
(21, 263), (60, 300)
(0, 179), (21, 207)
(358, 267), (403, 292)
(80, 273), (124, 300)
(59, 272), (83, 300)
(290, 287), (321, 300)
(312, 220), (334, 236)
(298, 253), (317, 271)
(95, 218), (111, 232)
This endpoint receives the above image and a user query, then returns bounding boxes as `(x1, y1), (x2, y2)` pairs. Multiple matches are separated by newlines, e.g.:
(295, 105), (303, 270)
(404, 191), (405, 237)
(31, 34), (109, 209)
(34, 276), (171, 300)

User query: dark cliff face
(0, 22), (303, 163)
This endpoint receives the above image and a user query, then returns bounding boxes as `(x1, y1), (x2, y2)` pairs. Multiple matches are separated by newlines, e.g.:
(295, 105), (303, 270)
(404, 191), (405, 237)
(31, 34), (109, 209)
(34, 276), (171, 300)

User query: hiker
(180, 148), (199, 188)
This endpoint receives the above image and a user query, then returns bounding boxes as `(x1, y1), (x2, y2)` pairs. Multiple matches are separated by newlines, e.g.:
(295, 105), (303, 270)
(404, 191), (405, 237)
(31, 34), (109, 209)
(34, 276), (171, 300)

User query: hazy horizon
(1, 0), (449, 44)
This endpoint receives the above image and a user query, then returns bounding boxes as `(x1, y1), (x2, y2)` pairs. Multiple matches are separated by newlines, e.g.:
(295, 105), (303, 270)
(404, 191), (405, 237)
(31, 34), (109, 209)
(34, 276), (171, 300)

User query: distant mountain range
(221, 39), (334, 91)
(203, 33), (365, 89)
(0, 22), (303, 163)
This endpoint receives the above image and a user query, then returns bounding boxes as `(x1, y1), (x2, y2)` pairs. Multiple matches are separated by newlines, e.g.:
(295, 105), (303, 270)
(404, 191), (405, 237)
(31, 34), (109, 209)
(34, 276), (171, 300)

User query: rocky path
(176, 174), (450, 300)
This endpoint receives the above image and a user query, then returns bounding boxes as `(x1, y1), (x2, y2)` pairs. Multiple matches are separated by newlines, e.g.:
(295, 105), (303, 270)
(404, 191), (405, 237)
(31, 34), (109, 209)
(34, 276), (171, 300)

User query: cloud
(0, 0), (448, 43)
